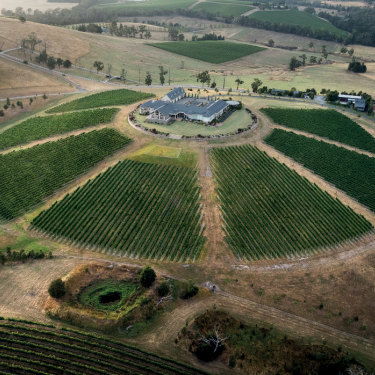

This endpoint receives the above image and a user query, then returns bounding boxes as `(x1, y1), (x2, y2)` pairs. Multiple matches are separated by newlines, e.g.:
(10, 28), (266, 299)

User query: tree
(267, 39), (275, 47)
(321, 45), (328, 60)
(140, 266), (156, 288)
(56, 57), (63, 69)
(158, 65), (168, 85)
(299, 54), (307, 66)
(138, 25), (146, 39)
(196, 71), (211, 87)
(47, 56), (56, 70)
(210, 81), (217, 88)
(168, 26), (179, 41)
(326, 90), (339, 102)
(180, 280), (199, 299)
(157, 281), (170, 297)
(195, 326), (228, 361)
(309, 55), (317, 64)
(289, 56), (301, 71)
(19, 15), (26, 23)
(251, 78), (262, 93)
(145, 71), (152, 86)
(38, 50), (48, 65)
(235, 78), (244, 90)
(178, 33), (185, 41)
(48, 278), (66, 298)
(348, 48), (354, 57)
(340, 46), (348, 54)
(145, 30), (152, 39)
(348, 60), (367, 73)
(308, 41), (314, 49)
(93, 61), (104, 74)
(63, 59), (72, 68)
(120, 68), (127, 82)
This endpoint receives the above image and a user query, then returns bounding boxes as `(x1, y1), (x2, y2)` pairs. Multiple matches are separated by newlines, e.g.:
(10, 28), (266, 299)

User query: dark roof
(354, 99), (366, 108)
(165, 87), (185, 101)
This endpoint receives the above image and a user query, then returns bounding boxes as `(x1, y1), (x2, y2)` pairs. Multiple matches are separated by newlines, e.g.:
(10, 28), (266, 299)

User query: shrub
(229, 355), (236, 368)
(140, 266), (156, 288)
(157, 281), (170, 297)
(48, 278), (66, 298)
(180, 280), (199, 299)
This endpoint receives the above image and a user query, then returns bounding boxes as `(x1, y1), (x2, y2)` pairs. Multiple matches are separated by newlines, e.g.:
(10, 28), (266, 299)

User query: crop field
(47, 89), (154, 113)
(248, 9), (347, 36)
(211, 145), (372, 260)
(0, 108), (118, 150)
(148, 41), (265, 63)
(193, 2), (252, 17)
(265, 129), (375, 212)
(262, 108), (375, 153)
(0, 319), (208, 375)
(31, 160), (205, 261)
(0, 129), (131, 221)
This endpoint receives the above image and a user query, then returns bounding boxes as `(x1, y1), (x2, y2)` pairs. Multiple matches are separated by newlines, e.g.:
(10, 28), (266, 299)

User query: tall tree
(251, 78), (262, 93)
(138, 25), (146, 39)
(47, 56), (56, 70)
(196, 71), (211, 87)
(93, 61), (104, 74)
(159, 66), (168, 85)
(235, 78), (244, 90)
(145, 71), (152, 86)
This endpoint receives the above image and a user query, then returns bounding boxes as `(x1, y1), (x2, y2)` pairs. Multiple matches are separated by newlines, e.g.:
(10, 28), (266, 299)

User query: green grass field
(135, 108), (250, 136)
(94, 0), (195, 11)
(265, 129), (375, 212)
(0, 129), (131, 221)
(193, 2), (253, 17)
(211, 145), (372, 260)
(248, 9), (347, 36)
(262, 108), (375, 153)
(47, 89), (154, 113)
(148, 41), (265, 63)
(31, 159), (205, 262)
(0, 320), (208, 375)
(0, 108), (118, 150)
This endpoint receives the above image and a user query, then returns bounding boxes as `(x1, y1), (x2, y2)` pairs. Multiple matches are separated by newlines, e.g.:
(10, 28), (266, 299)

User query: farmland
(211, 145), (372, 260)
(31, 160), (205, 262)
(262, 108), (375, 153)
(0, 108), (118, 150)
(248, 9), (347, 37)
(192, 2), (252, 17)
(93, 0), (196, 12)
(148, 41), (266, 63)
(0, 129), (131, 221)
(0, 319), (208, 375)
(265, 129), (375, 212)
(47, 89), (154, 113)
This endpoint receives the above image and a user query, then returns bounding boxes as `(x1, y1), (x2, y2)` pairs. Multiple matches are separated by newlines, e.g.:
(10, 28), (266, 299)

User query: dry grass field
(0, 0), (75, 11)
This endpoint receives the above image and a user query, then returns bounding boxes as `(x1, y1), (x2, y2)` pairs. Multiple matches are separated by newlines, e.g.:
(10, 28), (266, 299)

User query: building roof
(339, 94), (362, 100)
(354, 99), (366, 108)
(164, 87), (185, 101)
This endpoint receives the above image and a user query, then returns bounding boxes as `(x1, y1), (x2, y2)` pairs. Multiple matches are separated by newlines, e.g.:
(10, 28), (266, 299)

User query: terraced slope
(47, 89), (154, 113)
(265, 129), (375, 212)
(0, 108), (118, 150)
(262, 108), (375, 153)
(211, 145), (372, 260)
(0, 129), (131, 221)
(0, 319), (209, 375)
(31, 160), (205, 261)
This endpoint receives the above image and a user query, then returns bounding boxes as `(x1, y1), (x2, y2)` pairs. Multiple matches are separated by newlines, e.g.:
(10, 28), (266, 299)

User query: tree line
(0, 247), (52, 265)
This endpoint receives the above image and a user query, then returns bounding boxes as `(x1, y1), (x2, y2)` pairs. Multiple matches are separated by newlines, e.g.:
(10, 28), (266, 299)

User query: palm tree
(235, 78), (244, 90)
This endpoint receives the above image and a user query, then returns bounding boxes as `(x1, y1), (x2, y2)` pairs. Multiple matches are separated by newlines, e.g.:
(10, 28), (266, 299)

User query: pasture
(248, 9), (347, 37)
(0, 108), (118, 150)
(0, 319), (208, 375)
(192, 2), (253, 17)
(0, 129), (131, 221)
(93, 0), (196, 11)
(265, 129), (375, 212)
(148, 41), (266, 63)
(211, 145), (372, 260)
(31, 159), (205, 262)
(47, 89), (154, 113)
(262, 108), (375, 153)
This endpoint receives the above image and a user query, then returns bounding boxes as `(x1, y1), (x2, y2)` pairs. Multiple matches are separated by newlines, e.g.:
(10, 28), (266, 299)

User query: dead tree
(156, 294), (172, 306)
(200, 325), (228, 353)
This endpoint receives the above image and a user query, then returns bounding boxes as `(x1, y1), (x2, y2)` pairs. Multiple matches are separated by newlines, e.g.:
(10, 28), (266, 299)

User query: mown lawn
(248, 10), (347, 36)
(148, 41), (265, 63)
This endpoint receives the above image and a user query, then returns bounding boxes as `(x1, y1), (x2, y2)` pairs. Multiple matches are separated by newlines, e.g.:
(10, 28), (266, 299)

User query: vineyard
(211, 145), (372, 260)
(0, 108), (118, 150)
(0, 319), (208, 375)
(47, 89), (154, 113)
(148, 41), (265, 64)
(265, 129), (375, 212)
(31, 160), (205, 261)
(0, 129), (131, 221)
(262, 108), (375, 153)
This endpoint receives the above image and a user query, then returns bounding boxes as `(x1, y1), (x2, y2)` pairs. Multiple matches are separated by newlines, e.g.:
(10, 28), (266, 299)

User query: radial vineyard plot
(31, 160), (205, 261)
(211, 145), (372, 260)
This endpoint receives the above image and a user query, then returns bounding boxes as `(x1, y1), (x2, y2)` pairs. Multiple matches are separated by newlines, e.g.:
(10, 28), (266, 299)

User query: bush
(140, 266), (156, 288)
(157, 281), (170, 297)
(48, 278), (66, 298)
(180, 280), (199, 299)
(229, 355), (236, 368)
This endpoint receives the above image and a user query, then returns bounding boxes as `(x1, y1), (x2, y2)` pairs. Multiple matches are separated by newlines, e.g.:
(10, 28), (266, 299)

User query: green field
(47, 89), (154, 113)
(0, 319), (208, 375)
(94, 0), (195, 11)
(211, 145), (372, 260)
(193, 2), (252, 17)
(148, 41), (265, 63)
(248, 10), (347, 36)
(262, 108), (375, 153)
(265, 129), (375, 212)
(0, 129), (131, 221)
(31, 160), (205, 262)
(135, 108), (251, 136)
(0, 108), (118, 150)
